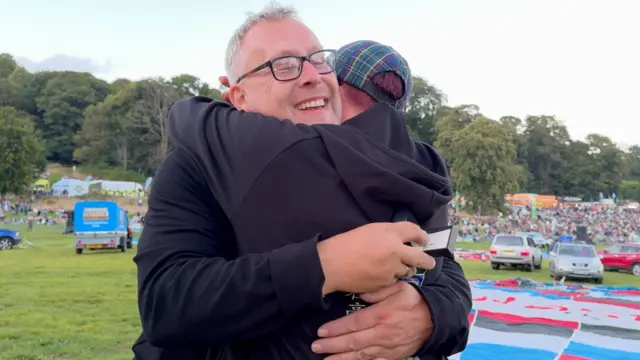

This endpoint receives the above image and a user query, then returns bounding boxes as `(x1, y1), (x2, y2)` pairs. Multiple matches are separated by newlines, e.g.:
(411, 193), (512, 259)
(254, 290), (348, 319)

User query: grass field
(1, 225), (639, 360)
(1, 225), (138, 360)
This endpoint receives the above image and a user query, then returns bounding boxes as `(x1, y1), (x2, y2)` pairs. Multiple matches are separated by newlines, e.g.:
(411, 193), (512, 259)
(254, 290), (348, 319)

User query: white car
(549, 242), (604, 283)
(490, 234), (543, 271)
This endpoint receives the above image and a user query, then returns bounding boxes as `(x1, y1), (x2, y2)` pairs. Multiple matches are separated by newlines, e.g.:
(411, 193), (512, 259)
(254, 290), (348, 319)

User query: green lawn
(456, 241), (610, 251)
(1, 225), (639, 360)
(0, 224), (139, 360)
(456, 241), (639, 285)
(460, 257), (640, 285)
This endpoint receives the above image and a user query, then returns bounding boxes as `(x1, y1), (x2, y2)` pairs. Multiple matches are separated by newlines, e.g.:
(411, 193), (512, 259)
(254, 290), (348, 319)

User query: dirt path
(33, 197), (148, 213)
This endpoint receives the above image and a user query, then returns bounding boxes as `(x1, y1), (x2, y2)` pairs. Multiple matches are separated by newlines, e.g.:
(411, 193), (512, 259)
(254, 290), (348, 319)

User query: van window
(494, 236), (524, 246)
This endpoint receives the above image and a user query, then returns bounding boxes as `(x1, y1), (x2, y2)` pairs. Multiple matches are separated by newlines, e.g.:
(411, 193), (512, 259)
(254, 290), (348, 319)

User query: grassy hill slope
(33, 164), (149, 212)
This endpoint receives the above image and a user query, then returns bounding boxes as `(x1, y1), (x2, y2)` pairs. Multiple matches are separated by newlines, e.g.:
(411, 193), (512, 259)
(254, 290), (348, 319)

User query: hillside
(33, 195), (147, 213)
(33, 164), (148, 213)
(33, 196), (147, 213)
(46, 164), (147, 183)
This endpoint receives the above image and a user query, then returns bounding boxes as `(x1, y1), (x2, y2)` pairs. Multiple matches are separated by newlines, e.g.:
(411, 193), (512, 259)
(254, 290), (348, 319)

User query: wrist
(317, 240), (337, 296)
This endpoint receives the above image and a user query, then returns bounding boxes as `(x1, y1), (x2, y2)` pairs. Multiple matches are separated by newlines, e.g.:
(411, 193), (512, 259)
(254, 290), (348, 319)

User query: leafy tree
(0, 106), (43, 196)
(75, 78), (183, 174)
(585, 133), (627, 196)
(560, 140), (599, 199)
(0, 51), (634, 203)
(0, 53), (17, 78)
(620, 180), (640, 201)
(516, 116), (571, 194)
(448, 116), (523, 214)
(404, 77), (446, 144)
(36, 72), (110, 163)
(627, 145), (640, 179)
(433, 104), (479, 162)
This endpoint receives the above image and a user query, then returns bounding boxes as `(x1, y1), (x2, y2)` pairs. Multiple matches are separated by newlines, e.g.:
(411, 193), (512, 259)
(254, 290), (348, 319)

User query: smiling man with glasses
(133, 2), (470, 360)
(224, 18), (342, 126)
(235, 49), (337, 83)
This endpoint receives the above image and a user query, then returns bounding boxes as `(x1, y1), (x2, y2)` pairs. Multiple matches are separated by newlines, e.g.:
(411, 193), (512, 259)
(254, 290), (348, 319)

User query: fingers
(360, 282), (403, 303)
(398, 246), (435, 270)
(389, 222), (428, 245)
(218, 75), (230, 87)
(312, 328), (381, 354)
(322, 348), (389, 360)
(317, 305), (380, 338)
(393, 264), (416, 279)
(218, 75), (231, 103)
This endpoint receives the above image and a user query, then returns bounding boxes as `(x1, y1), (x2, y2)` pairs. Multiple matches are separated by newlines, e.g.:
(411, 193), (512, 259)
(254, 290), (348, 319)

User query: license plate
(86, 244), (102, 249)
(573, 270), (588, 274)
(502, 250), (514, 254)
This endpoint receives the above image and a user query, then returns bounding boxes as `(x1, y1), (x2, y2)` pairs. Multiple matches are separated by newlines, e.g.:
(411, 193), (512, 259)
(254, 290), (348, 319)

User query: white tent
(51, 178), (90, 197)
(90, 180), (143, 196)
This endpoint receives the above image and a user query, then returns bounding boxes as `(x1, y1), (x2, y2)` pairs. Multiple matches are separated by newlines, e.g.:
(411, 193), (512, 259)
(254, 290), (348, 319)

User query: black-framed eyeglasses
(236, 49), (337, 83)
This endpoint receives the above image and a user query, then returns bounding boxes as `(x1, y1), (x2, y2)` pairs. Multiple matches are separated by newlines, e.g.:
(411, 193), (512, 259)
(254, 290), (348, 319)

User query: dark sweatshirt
(133, 98), (471, 360)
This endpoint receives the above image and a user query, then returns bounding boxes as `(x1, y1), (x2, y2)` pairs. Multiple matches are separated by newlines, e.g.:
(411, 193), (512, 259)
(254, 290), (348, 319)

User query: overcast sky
(2, 0), (638, 145)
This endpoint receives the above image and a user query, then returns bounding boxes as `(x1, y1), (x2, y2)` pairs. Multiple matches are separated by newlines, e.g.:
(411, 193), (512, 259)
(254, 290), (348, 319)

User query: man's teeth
(295, 99), (326, 110)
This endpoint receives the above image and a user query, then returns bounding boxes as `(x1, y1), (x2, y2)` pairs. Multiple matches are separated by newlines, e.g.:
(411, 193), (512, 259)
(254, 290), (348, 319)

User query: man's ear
(228, 85), (247, 109)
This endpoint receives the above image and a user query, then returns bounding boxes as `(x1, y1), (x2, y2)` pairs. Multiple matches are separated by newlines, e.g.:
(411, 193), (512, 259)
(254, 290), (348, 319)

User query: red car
(599, 244), (640, 276)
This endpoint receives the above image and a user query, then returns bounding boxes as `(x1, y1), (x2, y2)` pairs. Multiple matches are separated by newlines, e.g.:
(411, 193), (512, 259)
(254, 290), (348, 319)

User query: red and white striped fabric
(451, 279), (640, 360)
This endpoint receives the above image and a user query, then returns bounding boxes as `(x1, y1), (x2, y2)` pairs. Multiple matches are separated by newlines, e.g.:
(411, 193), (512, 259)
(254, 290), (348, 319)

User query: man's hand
(218, 76), (231, 103)
(311, 282), (433, 360)
(318, 222), (434, 295)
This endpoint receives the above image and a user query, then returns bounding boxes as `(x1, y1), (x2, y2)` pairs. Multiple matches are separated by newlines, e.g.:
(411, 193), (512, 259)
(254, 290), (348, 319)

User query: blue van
(73, 200), (133, 254)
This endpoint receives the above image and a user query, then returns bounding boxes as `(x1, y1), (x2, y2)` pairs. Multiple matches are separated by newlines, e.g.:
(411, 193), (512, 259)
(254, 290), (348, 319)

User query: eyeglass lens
(272, 50), (336, 81)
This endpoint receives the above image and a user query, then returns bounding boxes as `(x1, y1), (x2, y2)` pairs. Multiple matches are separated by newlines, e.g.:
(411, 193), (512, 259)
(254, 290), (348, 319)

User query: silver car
(489, 234), (543, 271)
(549, 242), (604, 284)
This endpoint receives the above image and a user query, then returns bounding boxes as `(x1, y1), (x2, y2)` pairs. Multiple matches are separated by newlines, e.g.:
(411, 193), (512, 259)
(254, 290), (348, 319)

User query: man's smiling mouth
(294, 98), (327, 110)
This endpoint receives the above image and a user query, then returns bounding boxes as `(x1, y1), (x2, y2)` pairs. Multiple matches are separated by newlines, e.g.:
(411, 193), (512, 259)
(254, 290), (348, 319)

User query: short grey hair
(224, 1), (302, 84)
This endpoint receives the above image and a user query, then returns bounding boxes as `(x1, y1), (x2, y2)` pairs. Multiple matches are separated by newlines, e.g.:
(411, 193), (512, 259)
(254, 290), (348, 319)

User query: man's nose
(297, 61), (322, 87)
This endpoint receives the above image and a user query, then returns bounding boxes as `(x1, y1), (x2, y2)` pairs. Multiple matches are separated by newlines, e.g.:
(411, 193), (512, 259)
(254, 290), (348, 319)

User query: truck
(73, 200), (133, 254)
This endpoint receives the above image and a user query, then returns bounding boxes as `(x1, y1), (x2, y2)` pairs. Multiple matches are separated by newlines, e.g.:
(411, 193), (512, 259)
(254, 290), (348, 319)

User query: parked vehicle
(517, 232), (545, 246)
(599, 244), (640, 276)
(73, 200), (133, 254)
(517, 231), (552, 250)
(549, 242), (603, 283)
(0, 228), (21, 250)
(489, 234), (543, 271)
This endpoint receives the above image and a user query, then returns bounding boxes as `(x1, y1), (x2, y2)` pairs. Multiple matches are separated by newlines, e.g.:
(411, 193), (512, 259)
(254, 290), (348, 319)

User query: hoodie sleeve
(413, 206), (472, 358)
(134, 149), (328, 347)
(168, 97), (318, 215)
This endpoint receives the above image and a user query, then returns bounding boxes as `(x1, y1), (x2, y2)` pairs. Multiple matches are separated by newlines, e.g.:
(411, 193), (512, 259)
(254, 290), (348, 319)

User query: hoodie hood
(314, 102), (453, 224)
(167, 98), (452, 226)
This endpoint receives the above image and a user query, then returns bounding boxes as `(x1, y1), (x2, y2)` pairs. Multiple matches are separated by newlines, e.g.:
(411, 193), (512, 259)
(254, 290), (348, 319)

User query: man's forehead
(241, 19), (322, 67)
(268, 45), (323, 59)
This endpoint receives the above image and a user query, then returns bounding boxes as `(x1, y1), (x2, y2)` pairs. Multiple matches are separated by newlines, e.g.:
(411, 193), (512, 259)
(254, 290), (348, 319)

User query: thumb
(392, 222), (428, 245)
(360, 282), (403, 303)
(218, 76), (230, 87)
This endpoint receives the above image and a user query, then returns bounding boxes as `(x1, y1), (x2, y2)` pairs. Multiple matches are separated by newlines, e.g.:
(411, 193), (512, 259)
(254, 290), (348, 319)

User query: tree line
(0, 53), (223, 196)
(1, 52), (638, 213)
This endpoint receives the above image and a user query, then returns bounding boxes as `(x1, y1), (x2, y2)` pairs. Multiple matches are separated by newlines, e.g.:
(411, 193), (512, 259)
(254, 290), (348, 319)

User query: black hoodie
(133, 97), (471, 360)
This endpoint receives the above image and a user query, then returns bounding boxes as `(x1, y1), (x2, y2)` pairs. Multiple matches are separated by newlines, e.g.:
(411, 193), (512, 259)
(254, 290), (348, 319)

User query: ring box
(393, 210), (455, 258)
(399, 273), (425, 286)
(416, 225), (454, 258)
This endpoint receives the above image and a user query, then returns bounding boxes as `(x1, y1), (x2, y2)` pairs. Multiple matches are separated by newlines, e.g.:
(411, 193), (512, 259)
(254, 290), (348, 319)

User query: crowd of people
(5, 196), (639, 245)
(453, 204), (640, 244)
(1, 200), (67, 230)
